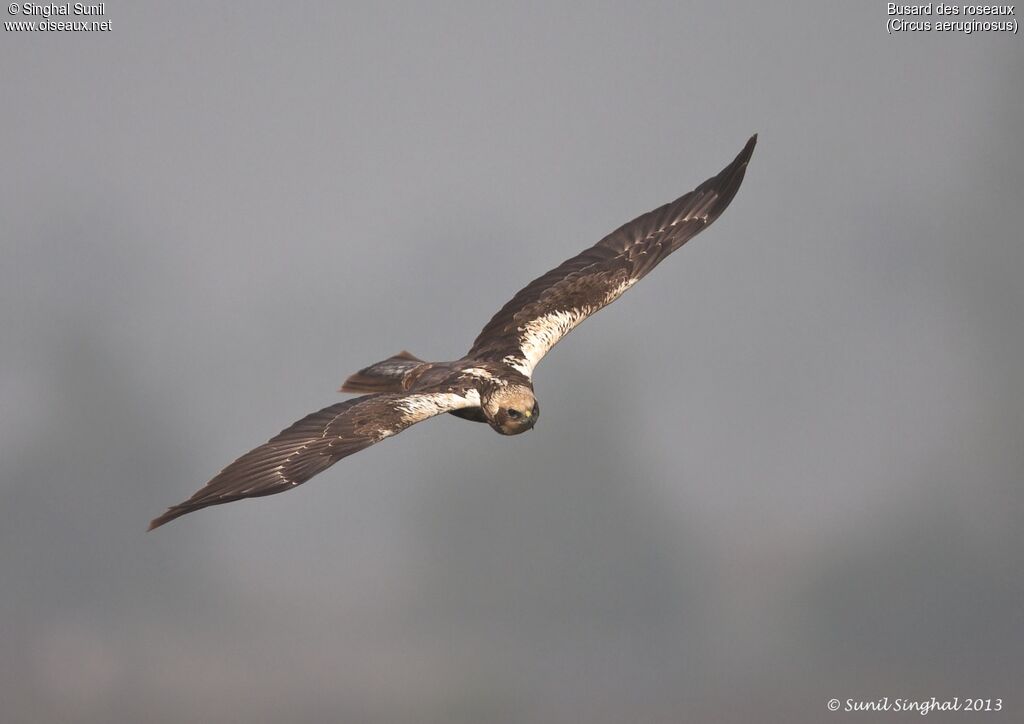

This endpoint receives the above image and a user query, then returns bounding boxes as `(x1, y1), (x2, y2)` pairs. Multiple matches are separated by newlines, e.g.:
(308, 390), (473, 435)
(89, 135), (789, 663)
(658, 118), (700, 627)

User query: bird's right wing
(467, 135), (756, 378)
(149, 389), (479, 529)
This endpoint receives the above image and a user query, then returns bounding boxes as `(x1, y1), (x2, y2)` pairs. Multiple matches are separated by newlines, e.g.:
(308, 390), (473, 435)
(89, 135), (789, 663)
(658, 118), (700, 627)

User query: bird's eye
(507, 408), (522, 419)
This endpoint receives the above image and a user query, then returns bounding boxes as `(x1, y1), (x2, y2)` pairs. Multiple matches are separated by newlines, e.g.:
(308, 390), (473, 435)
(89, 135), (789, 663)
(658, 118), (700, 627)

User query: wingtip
(147, 508), (181, 531)
(715, 135), (757, 184)
(689, 133), (757, 226)
(738, 133), (758, 163)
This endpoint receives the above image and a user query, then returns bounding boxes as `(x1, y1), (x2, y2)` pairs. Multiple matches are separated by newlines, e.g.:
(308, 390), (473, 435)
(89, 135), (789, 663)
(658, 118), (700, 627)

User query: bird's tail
(340, 350), (426, 393)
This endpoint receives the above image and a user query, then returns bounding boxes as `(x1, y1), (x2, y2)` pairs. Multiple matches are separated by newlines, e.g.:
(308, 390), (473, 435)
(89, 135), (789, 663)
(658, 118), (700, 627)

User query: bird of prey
(149, 135), (756, 530)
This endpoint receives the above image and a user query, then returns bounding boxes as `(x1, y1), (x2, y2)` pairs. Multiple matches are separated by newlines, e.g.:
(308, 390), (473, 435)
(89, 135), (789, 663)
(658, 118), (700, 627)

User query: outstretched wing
(149, 389), (480, 530)
(468, 135), (756, 377)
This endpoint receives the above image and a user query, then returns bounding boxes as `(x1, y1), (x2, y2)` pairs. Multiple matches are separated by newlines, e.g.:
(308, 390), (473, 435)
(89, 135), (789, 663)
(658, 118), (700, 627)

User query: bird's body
(149, 136), (757, 530)
(343, 354), (539, 435)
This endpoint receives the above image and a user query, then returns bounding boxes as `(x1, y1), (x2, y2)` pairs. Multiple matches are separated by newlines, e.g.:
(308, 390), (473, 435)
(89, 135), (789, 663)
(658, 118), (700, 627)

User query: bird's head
(482, 384), (539, 435)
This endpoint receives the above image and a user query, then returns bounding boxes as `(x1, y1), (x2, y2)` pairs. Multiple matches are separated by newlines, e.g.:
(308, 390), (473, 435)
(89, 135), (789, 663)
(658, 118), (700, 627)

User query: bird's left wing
(467, 135), (756, 378)
(149, 389), (479, 530)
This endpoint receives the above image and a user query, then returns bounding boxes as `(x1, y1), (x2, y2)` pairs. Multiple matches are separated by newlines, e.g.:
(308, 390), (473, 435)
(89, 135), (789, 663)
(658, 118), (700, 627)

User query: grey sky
(2, 2), (1021, 722)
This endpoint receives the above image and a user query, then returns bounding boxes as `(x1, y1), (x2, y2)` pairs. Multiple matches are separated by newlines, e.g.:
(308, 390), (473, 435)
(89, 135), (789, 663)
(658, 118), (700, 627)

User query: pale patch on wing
(502, 354), (530, 375)
(395, 390), (481, 426)
(516, 309), (589, 375)
(460, 367), (497, 382)
(512, 277), (637, 377)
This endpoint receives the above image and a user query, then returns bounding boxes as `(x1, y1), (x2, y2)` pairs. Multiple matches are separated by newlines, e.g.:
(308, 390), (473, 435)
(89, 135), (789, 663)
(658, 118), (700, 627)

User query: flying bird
(149, 135), (756, 530)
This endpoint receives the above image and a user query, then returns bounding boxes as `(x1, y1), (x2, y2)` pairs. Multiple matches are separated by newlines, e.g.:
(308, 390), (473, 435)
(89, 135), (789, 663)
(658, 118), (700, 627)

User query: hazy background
(2, 2), (1021, 722)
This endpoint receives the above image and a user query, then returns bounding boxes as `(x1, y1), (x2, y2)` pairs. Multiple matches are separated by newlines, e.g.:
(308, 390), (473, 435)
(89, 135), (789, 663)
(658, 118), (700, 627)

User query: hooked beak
(526, 401), (540, 430)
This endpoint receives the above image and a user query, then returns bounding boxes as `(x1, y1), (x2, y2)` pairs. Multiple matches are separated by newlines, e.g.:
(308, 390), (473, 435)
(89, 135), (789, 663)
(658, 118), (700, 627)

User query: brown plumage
(148, 392), (472, 529)
(149, 136), (756, 530)
(340, 351), (426, 393)
(467, 134), (757, 376)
